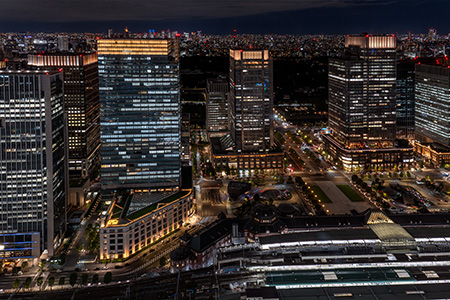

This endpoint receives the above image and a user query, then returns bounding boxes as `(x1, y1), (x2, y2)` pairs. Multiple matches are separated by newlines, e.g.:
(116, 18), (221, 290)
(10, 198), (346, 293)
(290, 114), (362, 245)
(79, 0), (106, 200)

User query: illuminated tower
(28, 53), (100, 181)
(324, 34), (413, 170)
(329, 35), (397, 149)
(229, 49), (273, 152)
(97, 39), (180, 191)
(0, 70), (67, 258)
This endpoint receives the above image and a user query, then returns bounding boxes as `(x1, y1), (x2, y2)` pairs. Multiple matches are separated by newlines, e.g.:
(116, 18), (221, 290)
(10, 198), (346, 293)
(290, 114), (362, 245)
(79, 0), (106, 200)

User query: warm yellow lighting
(98, 39), (169, 56)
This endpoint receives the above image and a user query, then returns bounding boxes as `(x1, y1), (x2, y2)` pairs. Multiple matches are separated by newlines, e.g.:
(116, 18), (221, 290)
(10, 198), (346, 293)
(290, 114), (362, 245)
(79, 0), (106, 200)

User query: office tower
(396, 60), (416, 139)
(210, 50), (283, 175)
(28, 53), (100, 182)
(324, 34), (412, 171)
(228, 50), (273, 152)
(414, 61), (450, 166)
(0, 70), (67, 259)
(97, 39), (180, 191)
(57, 36), (69, 51)
(206, 78), (229, 137)
(181, 113), (191, 165)
(97, 39), (194, 261)
(229, 50), (273, 152)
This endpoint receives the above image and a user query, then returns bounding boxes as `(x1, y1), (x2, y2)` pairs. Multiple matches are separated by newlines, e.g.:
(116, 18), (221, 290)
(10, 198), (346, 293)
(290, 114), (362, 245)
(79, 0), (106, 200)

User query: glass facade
(329, 35), (397, 149)
(415, 64), (450, 146)
(396, 60), (415, 139)
(0, 71), (67, 257)
(98, 39), (181, 191)
(206, 78), (229, 136)
(229, 50), (273, 153)
(28, 54), (100, 179)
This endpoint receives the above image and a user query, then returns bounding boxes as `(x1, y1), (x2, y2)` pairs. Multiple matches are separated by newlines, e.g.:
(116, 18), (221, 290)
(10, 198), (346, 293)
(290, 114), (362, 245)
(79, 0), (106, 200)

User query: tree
(21, 261), (29, 270)
(69, 273), (78, 287)
(39, 259), (46, 272)
(351, 174), (358, 182)
(48, 277), (55, 290)
(13, 279), (20, 290)
(159, 256), (167, 267)
(103, 272), (112, 284)
(253, 193), (261, 203)
(37, 277), (44, 290)
(76, 243), (84, 252)
(23, 277), (32, 290)
(59, 277), (66, 287)
(92, 274), (99, 285)
(81, 273), (89, 286)
(58, 254), (66, 266)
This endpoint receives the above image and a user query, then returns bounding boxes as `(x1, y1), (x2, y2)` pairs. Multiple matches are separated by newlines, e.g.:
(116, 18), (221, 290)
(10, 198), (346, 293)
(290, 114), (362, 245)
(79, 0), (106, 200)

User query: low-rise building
(99, 188), (194, 260)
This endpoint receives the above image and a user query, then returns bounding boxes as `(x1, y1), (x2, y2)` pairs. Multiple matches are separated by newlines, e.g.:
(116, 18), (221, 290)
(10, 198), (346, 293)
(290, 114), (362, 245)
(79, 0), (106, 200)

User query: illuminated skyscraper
(414, 61), (450, 166)
(206, 78), (228, 137)
(210, 50), (283, 174)
(0, 70), (67, 259)
(396, 60), (415, 139)
(97, 39), (180, 191)
(229, 49), (273, 152)
(97, 40), (193, 261)
(28, 53), (100, 181)
(324, 34), (413, 170)
(57, 36), (69, 51)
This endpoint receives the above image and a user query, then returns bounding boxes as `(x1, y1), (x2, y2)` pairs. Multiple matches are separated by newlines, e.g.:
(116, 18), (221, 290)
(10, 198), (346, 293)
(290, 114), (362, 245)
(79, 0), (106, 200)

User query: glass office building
(325, 35), (413, 170)
(229, 50), (273, 153)
(0, 70), (67, 259)
(396, 60), (415, 139)
(328, 35), (397, 149)
(206, 78), (229, 137)
(28, 53), (100, 180)
(98, 39), (181, 191)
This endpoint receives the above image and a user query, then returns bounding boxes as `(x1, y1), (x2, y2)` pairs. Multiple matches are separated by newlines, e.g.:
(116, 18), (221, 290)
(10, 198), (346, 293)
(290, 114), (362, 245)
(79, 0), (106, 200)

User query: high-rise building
(206, 78), (229, 137)
(396, 60), (416, 139)
(324, 34), (413, 171)
(210, 50), (283, 175)
(229, 49), (273, 152)
(57, 36), (69, 51)
(0, 70), (67, 260)
(28, 53), (100, 182)
(97, 39), (181, 191)
(414, 61), (450, 166)
(97, 39), (195, 261)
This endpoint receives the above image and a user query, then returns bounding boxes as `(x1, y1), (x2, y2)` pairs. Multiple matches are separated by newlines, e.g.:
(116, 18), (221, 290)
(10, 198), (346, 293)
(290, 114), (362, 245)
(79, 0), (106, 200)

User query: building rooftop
(259, 228), (379, 246)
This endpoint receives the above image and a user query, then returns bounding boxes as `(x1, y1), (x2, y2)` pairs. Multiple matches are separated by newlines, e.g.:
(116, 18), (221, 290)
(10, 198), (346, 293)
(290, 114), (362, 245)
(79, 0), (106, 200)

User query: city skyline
(4, 4), (450, 296)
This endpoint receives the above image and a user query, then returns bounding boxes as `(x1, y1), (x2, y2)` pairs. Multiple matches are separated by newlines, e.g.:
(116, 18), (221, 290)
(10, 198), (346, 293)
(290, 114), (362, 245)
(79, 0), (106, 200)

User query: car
(94, 267), (100, 271)
(56, 269), (63, 273)
(114, 265), (123, 269)
(102, 266), (109, 270)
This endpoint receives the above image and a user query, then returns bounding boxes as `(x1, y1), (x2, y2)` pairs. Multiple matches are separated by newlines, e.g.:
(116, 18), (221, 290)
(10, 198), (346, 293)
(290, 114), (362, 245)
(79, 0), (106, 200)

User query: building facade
(0, 70), (67, 259)
(28, 53), (100, 181)
(206, 78), (229, 138)
(99, 189), (194, 260)
(97, 39), (181, 191)
(325, 35), (412, 170)
(229, 49), (273, 153)
(414, 62), (450, 166)
(396, 59), (415, 139)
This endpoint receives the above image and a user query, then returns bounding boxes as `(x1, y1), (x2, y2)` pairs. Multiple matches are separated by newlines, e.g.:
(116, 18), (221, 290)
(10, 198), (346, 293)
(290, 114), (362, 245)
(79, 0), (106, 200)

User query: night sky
(0, 0), (448, 34)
